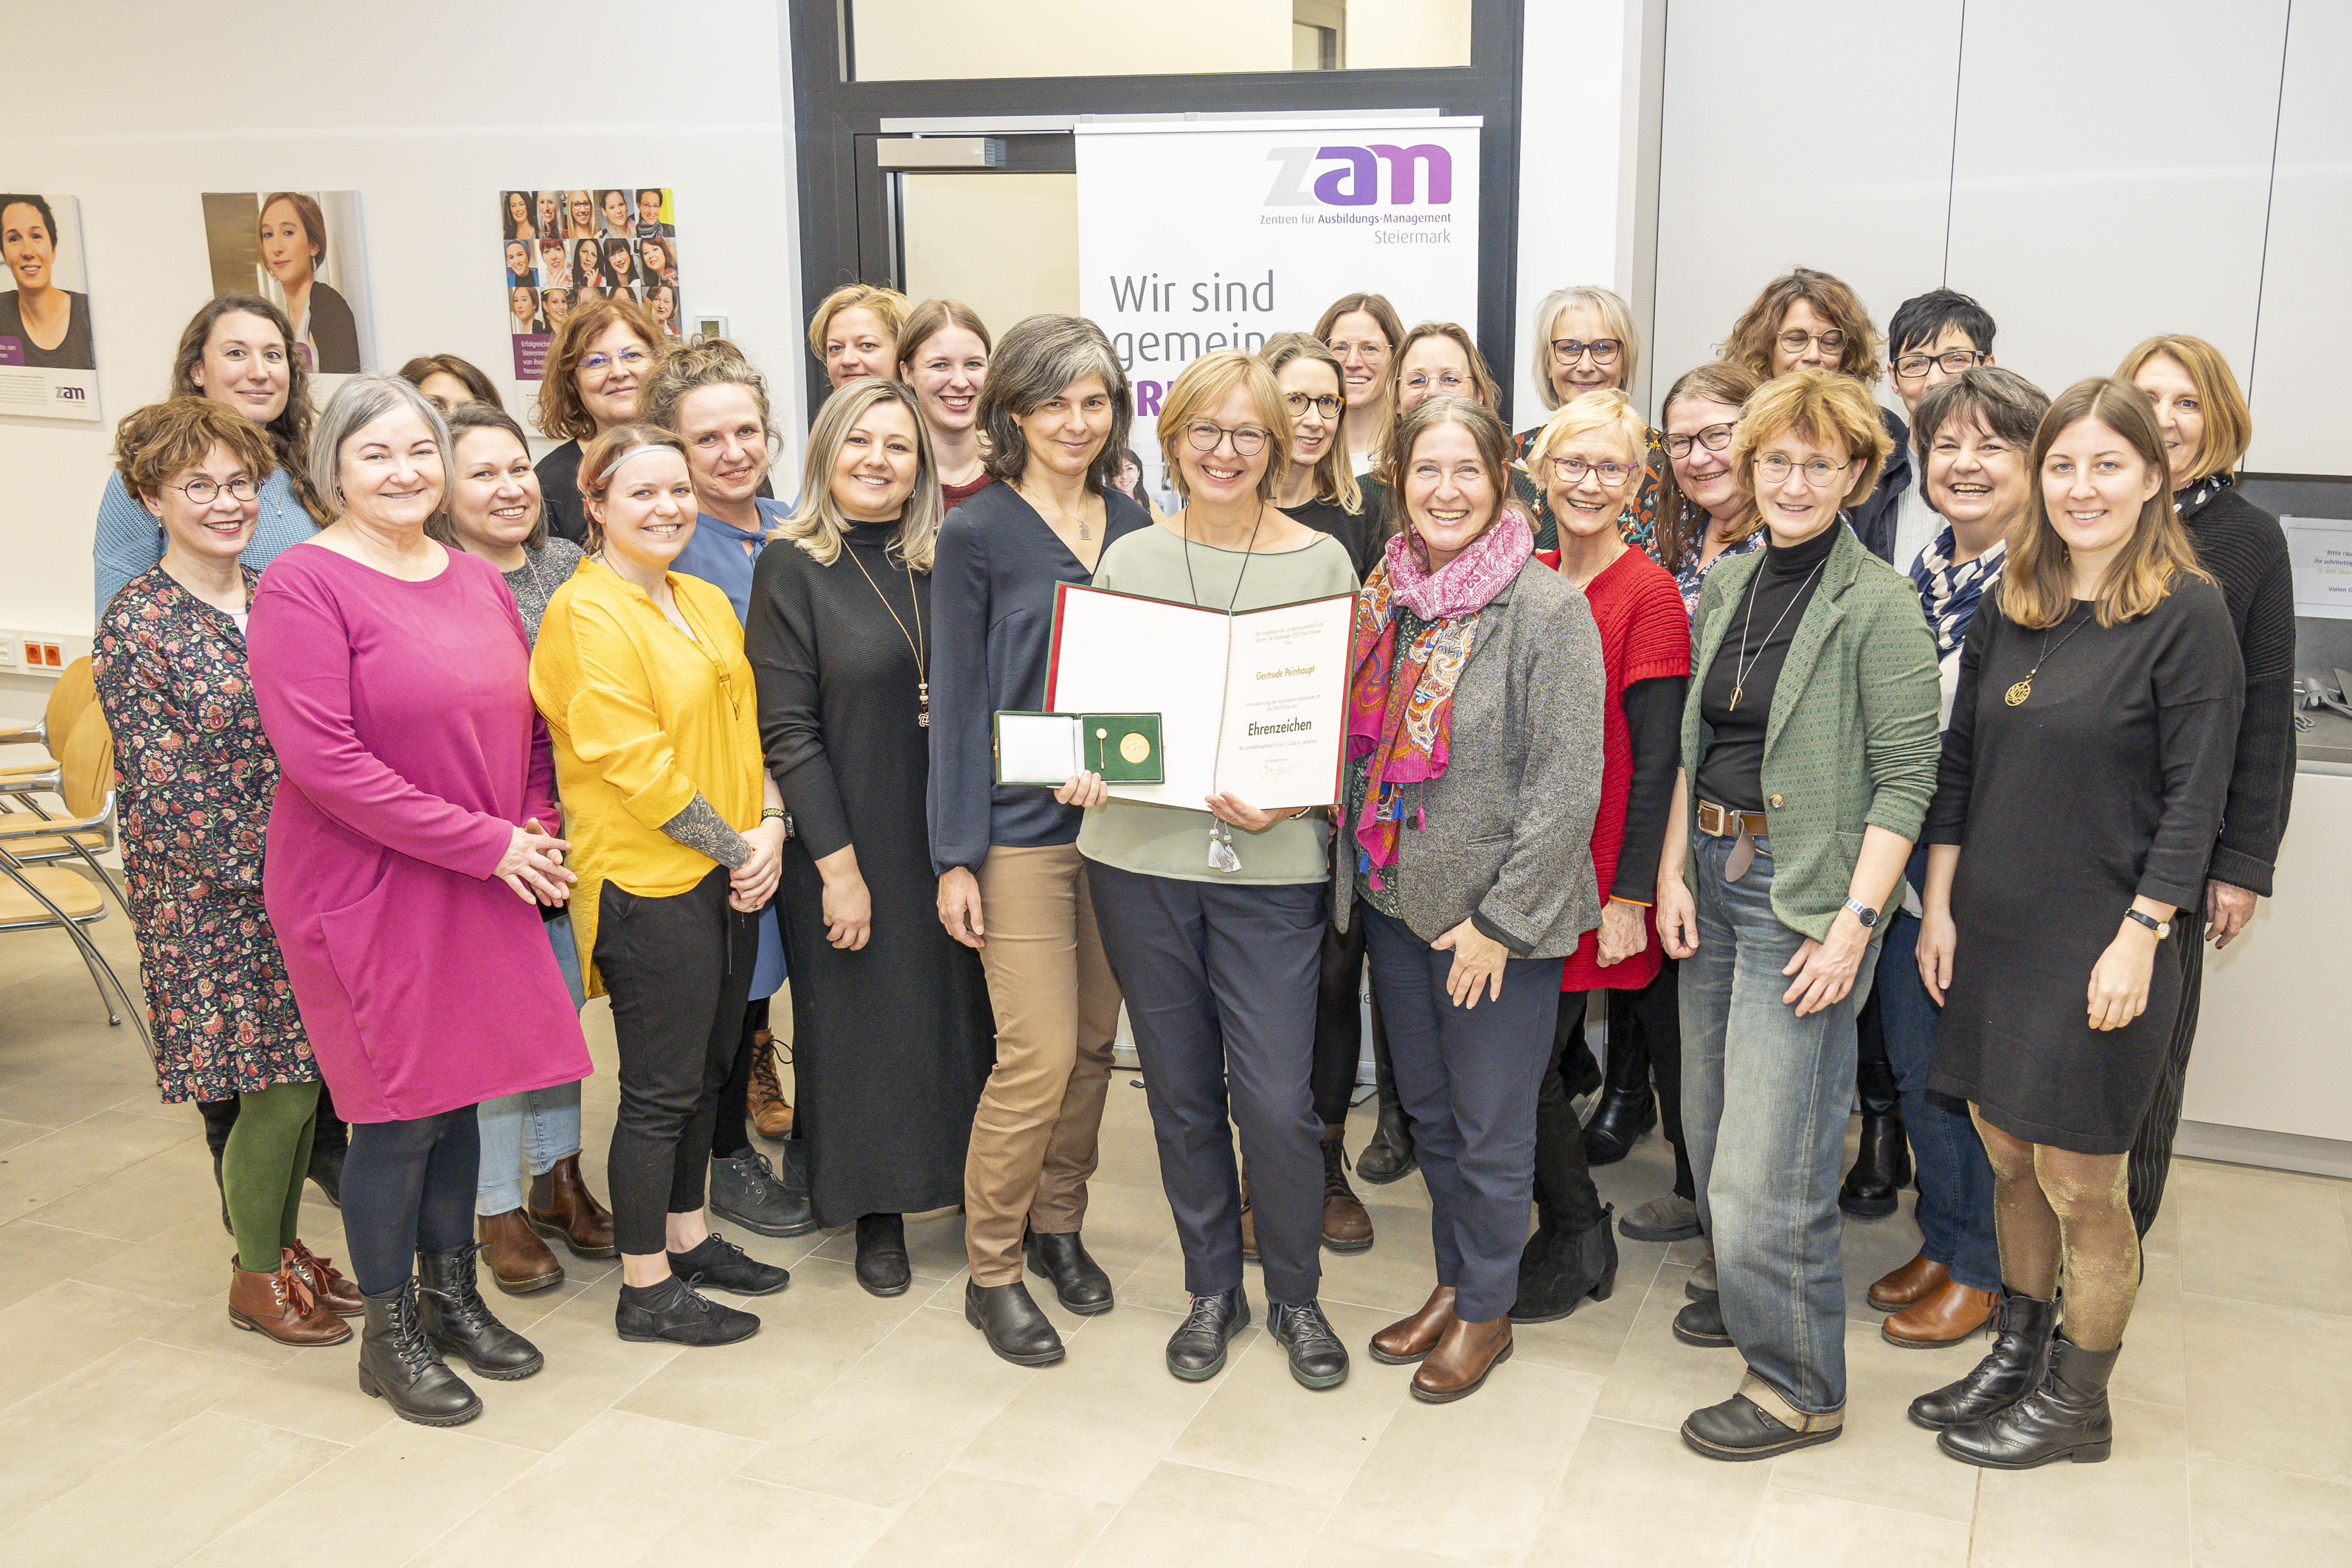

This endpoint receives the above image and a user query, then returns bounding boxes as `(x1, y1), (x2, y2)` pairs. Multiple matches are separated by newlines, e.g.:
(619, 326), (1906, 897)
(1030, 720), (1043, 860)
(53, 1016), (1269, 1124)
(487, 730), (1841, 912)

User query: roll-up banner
(1077, 116), (1482, 511)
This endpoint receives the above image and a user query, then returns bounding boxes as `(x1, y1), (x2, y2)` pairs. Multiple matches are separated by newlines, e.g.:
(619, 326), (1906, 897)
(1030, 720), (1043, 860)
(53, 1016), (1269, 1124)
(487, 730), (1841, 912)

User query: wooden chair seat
(0, 867), (105, 924)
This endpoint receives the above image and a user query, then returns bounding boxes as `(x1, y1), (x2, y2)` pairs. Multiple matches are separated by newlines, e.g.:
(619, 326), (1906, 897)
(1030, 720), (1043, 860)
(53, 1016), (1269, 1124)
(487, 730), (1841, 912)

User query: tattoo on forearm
(659, 793), (752, 870)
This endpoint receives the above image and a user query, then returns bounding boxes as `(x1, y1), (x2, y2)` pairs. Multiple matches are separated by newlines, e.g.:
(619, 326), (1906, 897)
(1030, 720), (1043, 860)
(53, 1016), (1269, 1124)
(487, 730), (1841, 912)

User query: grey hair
(1529, 284), (1641, 412)
(1911, 366), (2050, 463)
(774, 378), (943, 573)
(309, 372), (453, 518)
(977, 314), (1132, 492)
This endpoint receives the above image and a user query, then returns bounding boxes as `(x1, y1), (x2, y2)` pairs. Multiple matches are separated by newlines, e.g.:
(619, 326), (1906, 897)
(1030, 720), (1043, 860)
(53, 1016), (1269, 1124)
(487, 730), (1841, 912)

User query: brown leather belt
(1694, 799), (1769, 839)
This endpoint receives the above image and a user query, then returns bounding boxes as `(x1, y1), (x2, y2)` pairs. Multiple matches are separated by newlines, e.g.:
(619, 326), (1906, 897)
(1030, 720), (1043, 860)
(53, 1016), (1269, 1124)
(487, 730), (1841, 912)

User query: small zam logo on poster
(1263, 144), (1453, 208)
(55, 385), (86, 401)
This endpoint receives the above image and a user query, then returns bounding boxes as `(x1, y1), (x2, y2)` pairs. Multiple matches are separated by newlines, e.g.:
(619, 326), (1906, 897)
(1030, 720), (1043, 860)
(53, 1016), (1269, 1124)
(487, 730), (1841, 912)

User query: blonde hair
(2000, 377), (2210, 631)
(1527, 388), (1649, 470)
(1256, 333), (1360, 512)
(641, 337), (780, 462)
(807, 284), (911, 360)
(2115, 334), (2252, 485)
(1156, 350), (1292, 504)
(1530, 285), (1641, 411)
(1727, 370), (1892, 525)
(773, 379), (941, 572)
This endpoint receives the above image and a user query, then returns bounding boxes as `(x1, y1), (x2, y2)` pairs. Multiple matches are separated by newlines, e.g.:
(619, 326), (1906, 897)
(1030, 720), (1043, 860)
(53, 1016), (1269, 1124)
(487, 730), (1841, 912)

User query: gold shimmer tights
(1970, 1106), (2139, 1353)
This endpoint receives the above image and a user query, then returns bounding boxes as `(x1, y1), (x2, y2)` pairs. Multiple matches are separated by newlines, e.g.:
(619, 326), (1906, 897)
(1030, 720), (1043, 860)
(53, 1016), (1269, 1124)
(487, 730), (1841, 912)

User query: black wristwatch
(1842, 896), (1879, 930)
(2123, 908), (2171, 940)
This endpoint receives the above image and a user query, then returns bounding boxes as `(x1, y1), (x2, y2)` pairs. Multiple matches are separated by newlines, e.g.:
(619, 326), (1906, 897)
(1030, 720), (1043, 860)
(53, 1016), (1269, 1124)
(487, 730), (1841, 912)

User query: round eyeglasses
(170, 476), (258, 505)
(1754, 454), (1855, 489)
(1547, 455), (1637, 488)
(1665, 424), (1735, 460)
(1186, 422), (1270, 457)
(1283, 392), (1344, 419)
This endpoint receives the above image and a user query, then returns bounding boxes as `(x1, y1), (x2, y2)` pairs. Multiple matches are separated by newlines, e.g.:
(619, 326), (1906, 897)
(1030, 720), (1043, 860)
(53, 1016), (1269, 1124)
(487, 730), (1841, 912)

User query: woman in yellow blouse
(531, 422), (791, 1348)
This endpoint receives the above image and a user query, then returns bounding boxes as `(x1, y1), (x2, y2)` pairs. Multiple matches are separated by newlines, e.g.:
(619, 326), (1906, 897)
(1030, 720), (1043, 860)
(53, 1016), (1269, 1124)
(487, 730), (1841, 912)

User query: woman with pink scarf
(1334, 395), (1605, 1404)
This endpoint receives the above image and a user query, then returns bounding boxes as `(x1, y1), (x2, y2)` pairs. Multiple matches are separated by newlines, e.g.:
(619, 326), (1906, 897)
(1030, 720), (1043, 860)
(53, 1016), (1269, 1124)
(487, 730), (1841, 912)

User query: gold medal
(1120, 731), (1151, 765)
(2003, 679), (2031, 707)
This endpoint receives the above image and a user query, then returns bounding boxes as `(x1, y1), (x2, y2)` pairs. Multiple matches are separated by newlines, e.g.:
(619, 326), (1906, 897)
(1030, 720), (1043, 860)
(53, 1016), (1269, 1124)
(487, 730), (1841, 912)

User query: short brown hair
(1655, 360), (1766, 569)
(533, 294), (666, 443)
(431, 402), (549, 553)
(2115, 334), (2252, 484)
(575, 423), (687, 552)
(1378, 394), (1516, 550)
(1728, 370), (1892, 523)
(114, 397), (278, 502)
(1720, 268), (1884, 384)
(895, 297), (993, 374)
(397, 353), (503, 411)
(1157, 350), (1292, 504)
(807, 284), (911, 360)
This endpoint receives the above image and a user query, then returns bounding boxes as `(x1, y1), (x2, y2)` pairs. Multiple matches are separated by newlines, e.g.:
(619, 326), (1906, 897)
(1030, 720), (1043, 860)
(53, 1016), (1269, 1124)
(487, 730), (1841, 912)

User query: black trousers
(708, 996), (766, 1163)
(1530, 991), (1609, 1234)
(1614, 960), (1693, 1200)
(1087, 862), (1327, 1306)
(2127, 926), (2204, 1235)
(341, 1106), (479, 1296)
(596, 867), (760, 1257)
(1313, 909), (1385, 1128)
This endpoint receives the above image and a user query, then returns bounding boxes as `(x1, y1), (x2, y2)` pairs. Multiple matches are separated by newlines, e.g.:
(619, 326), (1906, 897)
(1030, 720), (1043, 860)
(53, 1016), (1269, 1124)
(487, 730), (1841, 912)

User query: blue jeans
(1679, 832), (1879, 1416)
(1879, 908), (2000, 1292)
(476, 911), (588, 1215)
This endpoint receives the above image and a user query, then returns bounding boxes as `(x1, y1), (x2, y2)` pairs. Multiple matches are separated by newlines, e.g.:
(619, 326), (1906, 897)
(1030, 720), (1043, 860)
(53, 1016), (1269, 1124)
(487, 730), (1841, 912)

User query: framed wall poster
(505, 187), (681, 380)
(0, 192), (100, 421)
(201, 190), (375, 376)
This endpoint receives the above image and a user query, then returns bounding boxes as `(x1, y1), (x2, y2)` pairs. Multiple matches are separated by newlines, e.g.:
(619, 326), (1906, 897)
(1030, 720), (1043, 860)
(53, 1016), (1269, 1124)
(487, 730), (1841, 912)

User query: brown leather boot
(1370, 1285), (1457, 1365)
(1882, 1277), (1999, 1348)
(285, 1240), (363, 1317)
(527, 1154), (617, 1259)
(1320, 1125), (1373, 1253)
(228, 1261), (351, 1346)
(1411, 1314), (1513, 1404)
(479, 1209), (564, 1294)
(746, 1031), (794, 1139)
(1868, 1253), (1949, 1311)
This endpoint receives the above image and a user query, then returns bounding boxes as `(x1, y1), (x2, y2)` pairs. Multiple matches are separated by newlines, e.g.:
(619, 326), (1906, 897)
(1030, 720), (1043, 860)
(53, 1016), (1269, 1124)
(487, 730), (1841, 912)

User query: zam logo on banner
(1262, 144), (1454, 207)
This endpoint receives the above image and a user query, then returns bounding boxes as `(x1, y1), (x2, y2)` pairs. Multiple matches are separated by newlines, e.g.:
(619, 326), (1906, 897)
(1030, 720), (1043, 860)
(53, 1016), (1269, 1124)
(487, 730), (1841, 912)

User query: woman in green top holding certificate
(1080, 350), (1358, 1392)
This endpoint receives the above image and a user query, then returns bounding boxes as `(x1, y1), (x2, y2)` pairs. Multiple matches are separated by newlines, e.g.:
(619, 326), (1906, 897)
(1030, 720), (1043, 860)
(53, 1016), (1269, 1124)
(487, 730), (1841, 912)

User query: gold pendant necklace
(2005, 606), (2092, 707)
(843, 538), (929, 727)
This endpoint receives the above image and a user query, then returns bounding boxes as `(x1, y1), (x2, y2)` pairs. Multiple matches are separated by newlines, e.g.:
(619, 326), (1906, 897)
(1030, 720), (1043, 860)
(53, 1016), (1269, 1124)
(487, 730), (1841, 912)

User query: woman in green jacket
(1653, 370), (1940, 1462)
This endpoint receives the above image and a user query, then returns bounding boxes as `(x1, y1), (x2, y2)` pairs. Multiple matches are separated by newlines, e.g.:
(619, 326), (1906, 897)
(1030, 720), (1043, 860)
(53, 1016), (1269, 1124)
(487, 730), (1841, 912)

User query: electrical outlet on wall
(0, 631), (91, 678)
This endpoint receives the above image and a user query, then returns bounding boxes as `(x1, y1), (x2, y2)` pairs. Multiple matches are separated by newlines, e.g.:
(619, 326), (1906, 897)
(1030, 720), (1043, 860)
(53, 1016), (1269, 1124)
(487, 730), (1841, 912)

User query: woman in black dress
(746, 378), (994, 1297)
(1912, 377), (2241, 1469)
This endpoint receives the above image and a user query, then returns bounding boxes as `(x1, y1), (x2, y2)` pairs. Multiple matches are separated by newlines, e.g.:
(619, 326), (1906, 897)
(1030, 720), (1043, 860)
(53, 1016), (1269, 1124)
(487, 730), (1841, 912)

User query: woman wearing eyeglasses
(1514, 287), (1665, 564)
(530, 294), (666, 546)
(1653, 370), (1940, 1461)
(1314, 292), (1404, 479)
(1657, 363), (1766, 615)
(1371, 324), (1546, 546)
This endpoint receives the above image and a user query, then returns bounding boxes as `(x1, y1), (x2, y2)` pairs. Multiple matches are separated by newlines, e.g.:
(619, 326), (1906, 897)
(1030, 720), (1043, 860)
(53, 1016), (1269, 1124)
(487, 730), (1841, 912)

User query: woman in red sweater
(1513, 389), (1692, 1320)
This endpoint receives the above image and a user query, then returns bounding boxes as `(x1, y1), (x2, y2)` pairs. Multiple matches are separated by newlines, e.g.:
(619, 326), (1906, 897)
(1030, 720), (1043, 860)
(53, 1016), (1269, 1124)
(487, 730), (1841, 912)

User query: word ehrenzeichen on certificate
(1044, 583), (1354, 807)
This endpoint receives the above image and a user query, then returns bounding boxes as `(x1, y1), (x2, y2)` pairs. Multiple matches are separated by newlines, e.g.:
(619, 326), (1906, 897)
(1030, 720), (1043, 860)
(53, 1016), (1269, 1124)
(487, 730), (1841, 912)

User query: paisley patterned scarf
(1345, 506), (1534, 887)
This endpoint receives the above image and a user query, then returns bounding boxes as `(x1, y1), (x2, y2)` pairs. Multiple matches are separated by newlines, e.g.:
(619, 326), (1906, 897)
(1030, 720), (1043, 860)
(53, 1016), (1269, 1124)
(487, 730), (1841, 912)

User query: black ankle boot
(306, 1139), (344, 1208)
(854, 1213), (911, 1297)
(212, 1147), (232, 1235)
(1909, 1289), (2057, 1429)
(1268, 1299), (1349, 1389)
(415, 1243), (544, 1380)
(1582, 1030), (1657, 1167)
(1510, 1204), (1619, 1323)
(1938, 1333), (2119, 1468)
(358, 1277), (482, 1426)
(1356, 1093), (1415, 1184)
(965, 1279), (1064, 1365)
(1024, 1229), (1114, 1314)
(1839, 1056), (1911, 1218)
(1166, 1287), (1249, 1381)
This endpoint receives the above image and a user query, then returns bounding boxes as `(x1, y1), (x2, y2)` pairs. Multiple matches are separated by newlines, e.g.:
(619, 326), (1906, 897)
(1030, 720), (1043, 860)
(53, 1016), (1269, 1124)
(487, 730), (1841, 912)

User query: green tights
(225, 1080), (322, 1274)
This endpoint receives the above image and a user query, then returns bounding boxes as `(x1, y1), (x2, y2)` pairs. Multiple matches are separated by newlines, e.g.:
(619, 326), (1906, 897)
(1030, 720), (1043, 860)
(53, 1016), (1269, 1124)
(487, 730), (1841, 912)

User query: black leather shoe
(1838, 1112), (1912, 1218)
(1355, 1100), (1416, 1185)
(1910, 1290), (2057, 1429)
(1024, 1229), (1114, 1314)
(358, 1277), (482, 1426)
(854, 1213), (912, 1297)
(1582, 1085), (1656, 1167)
(1682, 1385), (1842, 1461)
(306, 1139), (344, 1208)
(1673, 1293), (1734, 1348)
(965, 1279), (1065, 1366)
(708, 1147), (819, 1238)
(617, 1275), (760, 1346)
(1510, 1205), (1619, 1324)
(1166, 1287), (1249, 1381)
(415, 1243), (544, 1380)
(1269, 1300), (1349, 1390)
(669, 1230), (790, 1297)
(1938, 1333), (2118, 1468)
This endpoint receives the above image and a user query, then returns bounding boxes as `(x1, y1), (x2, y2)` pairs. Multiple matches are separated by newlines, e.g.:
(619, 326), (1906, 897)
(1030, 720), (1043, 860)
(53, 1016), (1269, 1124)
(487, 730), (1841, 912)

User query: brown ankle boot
(285, 1240), (363, 1316)
(479, 1209), (565, 1294)
(1411, 1314), (1513, 1403)
(1320, 1125), (1373, 1253)
(746, 1031), (794, 1139)
(527, 1154), (616, 1259)
(1370, 1286), (1457, 1365)
(228, 1261), (351, 1346)
(1882, 1277), (1999, 1348)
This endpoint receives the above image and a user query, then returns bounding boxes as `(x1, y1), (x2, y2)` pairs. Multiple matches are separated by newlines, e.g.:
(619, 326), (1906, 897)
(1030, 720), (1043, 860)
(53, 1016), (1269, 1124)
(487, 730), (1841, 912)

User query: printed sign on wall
(502, 188), (682, 380)
(0, 192), (99, 422)
(202, 191), (375, 377)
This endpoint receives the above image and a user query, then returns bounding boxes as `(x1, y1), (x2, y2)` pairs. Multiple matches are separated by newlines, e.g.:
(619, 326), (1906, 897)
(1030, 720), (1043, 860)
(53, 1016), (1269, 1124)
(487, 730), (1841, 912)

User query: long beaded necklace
(842, 530), (929, 727)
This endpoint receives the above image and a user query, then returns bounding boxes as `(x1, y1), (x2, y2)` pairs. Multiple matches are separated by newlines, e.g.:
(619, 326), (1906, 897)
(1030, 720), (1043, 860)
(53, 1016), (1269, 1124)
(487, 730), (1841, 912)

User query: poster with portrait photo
(201, 190), (375, 378)
(506, 186), (681, 378)
(0, 191), (100, 422)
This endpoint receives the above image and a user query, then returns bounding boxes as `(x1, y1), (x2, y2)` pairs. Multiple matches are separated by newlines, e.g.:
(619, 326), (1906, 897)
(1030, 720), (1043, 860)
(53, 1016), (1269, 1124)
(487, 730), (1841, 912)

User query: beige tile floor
(1, 898), (2348, 1566)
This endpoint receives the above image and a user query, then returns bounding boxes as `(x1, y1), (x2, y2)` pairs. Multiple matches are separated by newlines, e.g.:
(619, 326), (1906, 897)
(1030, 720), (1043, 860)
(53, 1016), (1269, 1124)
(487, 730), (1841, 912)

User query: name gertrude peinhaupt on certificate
(1042, 582), (1354, 808)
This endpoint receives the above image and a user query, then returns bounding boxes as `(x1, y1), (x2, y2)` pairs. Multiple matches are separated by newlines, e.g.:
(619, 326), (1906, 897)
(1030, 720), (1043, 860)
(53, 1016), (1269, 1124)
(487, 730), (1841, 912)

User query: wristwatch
(2123, 908), (2171, 940)
(1842, 896), (1879, 930)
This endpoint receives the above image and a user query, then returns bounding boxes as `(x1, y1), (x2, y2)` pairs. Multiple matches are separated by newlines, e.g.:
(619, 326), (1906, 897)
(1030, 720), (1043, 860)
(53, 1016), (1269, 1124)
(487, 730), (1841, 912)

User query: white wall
(0, 0), (802, 669)
(2247, 0), (2352, 476)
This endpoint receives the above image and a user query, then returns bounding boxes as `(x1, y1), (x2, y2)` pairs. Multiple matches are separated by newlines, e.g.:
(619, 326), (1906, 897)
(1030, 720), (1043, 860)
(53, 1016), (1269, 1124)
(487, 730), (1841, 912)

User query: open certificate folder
(1043, 583), (1356, 808)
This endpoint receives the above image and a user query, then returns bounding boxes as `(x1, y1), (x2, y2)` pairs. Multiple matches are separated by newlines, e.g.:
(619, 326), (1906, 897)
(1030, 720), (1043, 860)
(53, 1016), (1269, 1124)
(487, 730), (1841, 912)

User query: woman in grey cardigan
(1336, 395), (1605, 1403)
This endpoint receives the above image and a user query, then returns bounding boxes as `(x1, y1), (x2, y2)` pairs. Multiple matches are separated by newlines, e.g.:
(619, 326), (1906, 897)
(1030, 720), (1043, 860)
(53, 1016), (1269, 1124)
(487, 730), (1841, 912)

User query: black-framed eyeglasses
(1546, 454), (1637, 488)
(1755, 454), (1855, 489)
(1776, 329), (1846, 356)
(1892, 348), (1988, 381)
(1550, 338), (1623, 367)
(1665, 423), (1735, 459)
(1185, 421), (1270, 457)
(1284, 392), (1344, 419)
(170, 476), (257, 505)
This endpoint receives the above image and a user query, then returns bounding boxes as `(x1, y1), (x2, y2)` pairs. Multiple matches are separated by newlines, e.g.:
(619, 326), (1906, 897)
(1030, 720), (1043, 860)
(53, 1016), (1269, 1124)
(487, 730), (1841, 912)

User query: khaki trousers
(964, 844), (1123, 1283)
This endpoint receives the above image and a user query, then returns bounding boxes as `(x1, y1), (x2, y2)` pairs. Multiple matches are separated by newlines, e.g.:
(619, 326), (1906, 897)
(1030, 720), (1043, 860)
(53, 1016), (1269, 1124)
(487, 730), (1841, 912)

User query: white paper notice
(1213, 599), (1353, 805)
(2287, 516), (2352, 620)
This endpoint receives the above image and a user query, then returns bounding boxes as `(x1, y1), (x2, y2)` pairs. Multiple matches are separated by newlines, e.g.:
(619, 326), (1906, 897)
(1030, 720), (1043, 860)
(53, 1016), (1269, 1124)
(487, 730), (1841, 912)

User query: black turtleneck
(1695, 520), (1839, 814)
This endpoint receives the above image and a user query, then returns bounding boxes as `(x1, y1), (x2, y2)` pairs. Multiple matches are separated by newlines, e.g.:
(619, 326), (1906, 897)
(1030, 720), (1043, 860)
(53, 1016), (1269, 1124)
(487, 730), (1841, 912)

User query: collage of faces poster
(201, 191), (376, 379)
(0, 192), (100, 421)
(502, 189), (682, 379)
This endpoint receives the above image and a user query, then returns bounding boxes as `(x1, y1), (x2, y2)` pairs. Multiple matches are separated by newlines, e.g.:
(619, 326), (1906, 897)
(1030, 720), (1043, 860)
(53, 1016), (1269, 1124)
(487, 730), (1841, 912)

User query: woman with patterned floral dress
(92, 398), (357, 1348)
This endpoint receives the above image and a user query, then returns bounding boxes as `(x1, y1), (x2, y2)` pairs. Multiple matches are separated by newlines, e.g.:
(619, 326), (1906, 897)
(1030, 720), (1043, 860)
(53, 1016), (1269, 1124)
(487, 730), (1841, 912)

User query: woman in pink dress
(247, 374), (591, 1429)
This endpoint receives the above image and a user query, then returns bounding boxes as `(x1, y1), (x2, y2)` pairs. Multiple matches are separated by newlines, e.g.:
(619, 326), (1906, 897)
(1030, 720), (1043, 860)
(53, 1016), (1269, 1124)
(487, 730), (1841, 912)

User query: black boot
(1510, 1204), (1619, 1323)
(965, 1279), (1065, 1366)
(306, 1139), (344, 1208)
(855, 1213), (911, 1297)
(1268, 1300), (1349, 1390)
(1909, 1289), (2058, 1429)
(415, 1243), (544, 1380)
(1839, 1023), (1911, 1218)
(1938, 1333), (2119, 1468)
(1024, 1229), (1114, 1314)
(199, 1098), (237, 1235)
(212, 1147), (232, 1235)
(1356, 1016), (1416, 1184)
(1672, 1291), (1734, 1348)
(358, 1277), (482, 1426)
(708, 1145), (817, 1238)
(1166, 1287), (1249, 1381)
(1581, 1032), (1657, 1167)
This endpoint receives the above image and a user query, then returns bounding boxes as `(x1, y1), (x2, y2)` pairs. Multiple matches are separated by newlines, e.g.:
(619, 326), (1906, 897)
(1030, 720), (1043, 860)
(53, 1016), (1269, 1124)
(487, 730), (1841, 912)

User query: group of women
(84, 263), (2291, 1469)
